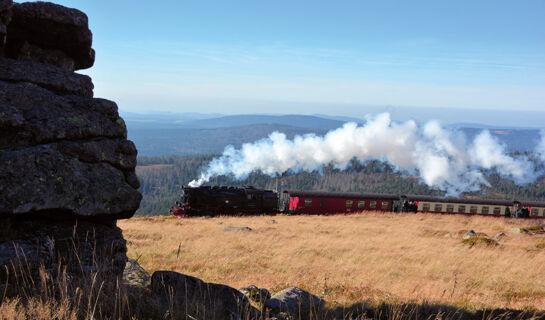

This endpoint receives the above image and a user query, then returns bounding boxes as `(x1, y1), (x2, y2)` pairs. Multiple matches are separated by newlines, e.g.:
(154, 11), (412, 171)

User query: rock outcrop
(123, 259), (151, 288)
(0, 0), (141, 288)
(264, 286), (324, 319)
(5, 1), (94, 70)
(239, 285), (271, 305)
(151, 271), (260, 320)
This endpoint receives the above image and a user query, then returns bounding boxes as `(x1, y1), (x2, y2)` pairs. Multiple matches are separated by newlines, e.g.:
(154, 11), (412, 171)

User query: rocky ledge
(0, 0), (141, 286)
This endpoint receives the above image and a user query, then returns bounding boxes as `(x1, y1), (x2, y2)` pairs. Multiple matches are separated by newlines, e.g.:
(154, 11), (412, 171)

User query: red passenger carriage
(282, 190), (399, 215)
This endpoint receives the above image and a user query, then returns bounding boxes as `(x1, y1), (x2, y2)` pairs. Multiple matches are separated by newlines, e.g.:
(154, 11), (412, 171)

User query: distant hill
(120, 112), (355, 130)
(129, 124), (327, 157)
(181, 114), (348, 130)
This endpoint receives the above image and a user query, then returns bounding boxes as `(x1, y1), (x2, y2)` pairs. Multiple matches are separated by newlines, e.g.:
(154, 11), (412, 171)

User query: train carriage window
(458, 205), (466, 213)
(357, 201), (366, 209)
(531, 208), (539, 216)
(540, 209), (545, 217)
(446, 205), (454, 213)
(247, 195), (252, 200)
(381, 201), (389, 210)
(493, 207), (501, 215)
(434, 204), (442, 212)
(422, 203), (431, 211)
(369, 201), (377, 209)
(304, 199), (312, 207)
(470, 206), (478, 214)
(320, 199), (326, 207)
(481, 207), (489, 214)
(345, 200), (354, 208)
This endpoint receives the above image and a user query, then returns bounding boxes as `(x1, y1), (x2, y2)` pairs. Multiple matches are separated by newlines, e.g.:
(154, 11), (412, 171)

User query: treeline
(135, 154), (545, 216)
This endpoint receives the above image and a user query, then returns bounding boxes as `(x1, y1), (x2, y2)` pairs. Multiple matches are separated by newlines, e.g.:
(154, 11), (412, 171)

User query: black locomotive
(170, 186), (278, 217)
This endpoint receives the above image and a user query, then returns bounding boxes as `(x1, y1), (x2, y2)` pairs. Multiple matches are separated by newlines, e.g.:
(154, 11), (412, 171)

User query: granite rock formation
(264, 286), (325, 319)
(5, 1), (94, 70)
(0, 0), (141, 287)
(151, 271), (261, 320)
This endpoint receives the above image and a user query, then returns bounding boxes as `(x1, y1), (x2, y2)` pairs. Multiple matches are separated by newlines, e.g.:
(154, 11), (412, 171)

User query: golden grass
(119, 212), (545, 311)
(0, 297), (78, 320)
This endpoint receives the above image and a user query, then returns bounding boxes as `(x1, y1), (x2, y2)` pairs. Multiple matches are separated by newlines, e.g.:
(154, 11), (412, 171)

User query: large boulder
(0, 1), (140, 290)
(264, 286), (325, 319)
(151, 271), (260, 320)
(5, 1), (94, 70)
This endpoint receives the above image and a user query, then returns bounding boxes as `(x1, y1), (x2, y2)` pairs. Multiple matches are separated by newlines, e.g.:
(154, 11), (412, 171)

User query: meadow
(119, 212), (545, 312)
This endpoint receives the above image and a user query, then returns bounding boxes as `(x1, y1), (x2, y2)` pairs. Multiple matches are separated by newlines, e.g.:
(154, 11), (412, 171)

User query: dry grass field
(119, 212), (545, 312)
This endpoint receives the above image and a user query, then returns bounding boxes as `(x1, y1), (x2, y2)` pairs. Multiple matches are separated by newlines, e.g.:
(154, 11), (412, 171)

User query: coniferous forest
(136, 154), (545, 216)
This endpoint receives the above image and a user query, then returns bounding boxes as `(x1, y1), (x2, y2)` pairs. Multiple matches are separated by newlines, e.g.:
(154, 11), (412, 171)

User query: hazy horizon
(120, 105), (545, 128)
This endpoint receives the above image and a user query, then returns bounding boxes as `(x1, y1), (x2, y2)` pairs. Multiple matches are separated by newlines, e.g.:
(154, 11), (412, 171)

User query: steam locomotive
(170, 186), (545, 219)
(171, 186), (278, 217)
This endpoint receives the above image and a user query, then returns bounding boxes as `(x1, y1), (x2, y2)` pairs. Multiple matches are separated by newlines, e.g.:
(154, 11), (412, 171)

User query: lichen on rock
(0, 0), (141, 287)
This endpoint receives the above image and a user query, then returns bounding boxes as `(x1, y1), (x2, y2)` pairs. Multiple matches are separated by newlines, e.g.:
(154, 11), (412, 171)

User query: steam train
(170, 186), (545, 219)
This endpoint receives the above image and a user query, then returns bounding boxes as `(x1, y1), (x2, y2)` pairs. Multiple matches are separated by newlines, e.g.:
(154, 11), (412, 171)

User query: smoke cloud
(537, 130), (545, 164)
(189, 113), (543, 195)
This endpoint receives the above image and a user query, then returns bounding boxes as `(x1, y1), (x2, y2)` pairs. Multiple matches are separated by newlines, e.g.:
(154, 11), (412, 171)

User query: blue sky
(44, 1), (545, 123)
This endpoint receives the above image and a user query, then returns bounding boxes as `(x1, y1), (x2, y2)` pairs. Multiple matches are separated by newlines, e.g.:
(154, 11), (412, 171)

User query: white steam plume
(189, 113), (542, 194)
(537, 130), (545, 164)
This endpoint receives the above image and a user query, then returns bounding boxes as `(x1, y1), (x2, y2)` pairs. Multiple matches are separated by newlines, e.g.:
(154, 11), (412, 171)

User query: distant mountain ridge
(120, 112), (351, 130)
(183, 114), (348, 130)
